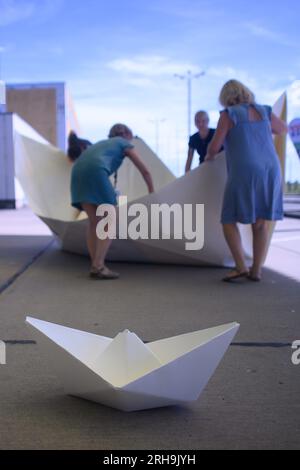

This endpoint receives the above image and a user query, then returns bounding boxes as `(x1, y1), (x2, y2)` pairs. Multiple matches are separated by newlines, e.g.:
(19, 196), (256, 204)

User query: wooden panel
(6, 88), (57, 146)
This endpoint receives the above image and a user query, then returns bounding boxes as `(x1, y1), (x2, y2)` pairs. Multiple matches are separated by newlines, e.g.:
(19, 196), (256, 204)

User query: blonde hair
(195, 111), (209, 121)
(219, 80), (255, 107)
(109, 123), (133, 140)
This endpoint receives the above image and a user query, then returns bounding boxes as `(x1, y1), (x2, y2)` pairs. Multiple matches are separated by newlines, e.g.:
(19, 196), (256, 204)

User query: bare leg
(93, 238), (113, 269)
(82, 203), (118, 278)
(82, 203), (98, 265)
(223, 223), (248, 273)
(93, 204), (116, 269)
(251, 219), (269, 279)
(86, 221), (96, 260)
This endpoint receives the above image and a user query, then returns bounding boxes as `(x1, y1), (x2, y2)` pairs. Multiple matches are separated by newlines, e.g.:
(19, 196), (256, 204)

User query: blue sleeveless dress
(221, 104), (283, 224)
(71, 137), (134, 210)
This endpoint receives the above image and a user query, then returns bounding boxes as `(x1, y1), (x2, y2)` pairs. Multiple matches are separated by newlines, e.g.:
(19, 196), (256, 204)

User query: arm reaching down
(205, 112), (231, 161)
(125, 148), (155, 194)
(185, 148), (195, 173)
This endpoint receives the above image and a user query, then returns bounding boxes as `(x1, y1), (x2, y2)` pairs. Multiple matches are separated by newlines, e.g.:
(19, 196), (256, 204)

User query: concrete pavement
(0, 209), (52, 291)
(0, 208), (299, 450)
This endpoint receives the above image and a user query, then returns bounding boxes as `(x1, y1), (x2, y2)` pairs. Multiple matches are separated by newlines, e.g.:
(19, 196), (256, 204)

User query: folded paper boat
(26, 317), (239, 412)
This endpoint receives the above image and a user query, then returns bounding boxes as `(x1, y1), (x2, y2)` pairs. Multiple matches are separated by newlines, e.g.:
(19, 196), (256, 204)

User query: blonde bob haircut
(108, 123), (133, 140)
(195, 110), (209, 121)
(219, 79), (255, 107)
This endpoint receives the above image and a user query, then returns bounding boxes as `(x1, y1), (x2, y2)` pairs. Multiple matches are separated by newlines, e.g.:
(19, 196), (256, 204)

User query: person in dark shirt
(185, 111), (218, 172)
(67, 131), (92, 162)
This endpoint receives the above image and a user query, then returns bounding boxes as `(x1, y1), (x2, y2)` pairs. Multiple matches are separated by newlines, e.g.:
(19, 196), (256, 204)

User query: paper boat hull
(26, 317), (239, 412)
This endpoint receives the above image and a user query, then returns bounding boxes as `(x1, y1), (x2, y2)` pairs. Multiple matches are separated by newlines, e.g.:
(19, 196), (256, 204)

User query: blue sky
(0, 0), (300, 178)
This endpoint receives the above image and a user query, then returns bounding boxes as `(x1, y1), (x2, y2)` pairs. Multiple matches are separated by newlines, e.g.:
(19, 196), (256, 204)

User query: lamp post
(0, 48), (6, 113)
(149, 118), (166, 155)
(174, 70), (205, 139)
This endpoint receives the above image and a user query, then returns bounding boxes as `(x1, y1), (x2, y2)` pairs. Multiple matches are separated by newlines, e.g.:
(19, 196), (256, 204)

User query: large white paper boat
(12, 94), (287, 266)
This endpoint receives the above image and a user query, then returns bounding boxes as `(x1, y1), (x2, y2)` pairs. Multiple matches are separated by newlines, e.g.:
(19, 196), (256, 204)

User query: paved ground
(284, 195), (300, 218)
(265, 217), (300, 281)
(0, 208), (299, 450)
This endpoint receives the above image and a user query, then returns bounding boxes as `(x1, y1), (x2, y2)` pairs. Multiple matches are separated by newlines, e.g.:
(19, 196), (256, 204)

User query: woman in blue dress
(71, 124), (154, 280)
(205, 80), (287, 282)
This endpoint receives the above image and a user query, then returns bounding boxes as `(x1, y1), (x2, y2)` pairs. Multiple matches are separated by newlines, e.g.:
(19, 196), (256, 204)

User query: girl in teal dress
(71, 124), (154, 280)
(205, 80), (287, 282)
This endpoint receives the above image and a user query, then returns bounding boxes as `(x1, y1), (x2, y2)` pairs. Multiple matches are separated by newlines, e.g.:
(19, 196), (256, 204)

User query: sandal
(222, 268), (249, 283)
(247, 269), (262, 282)
(90, 266), (120, 280)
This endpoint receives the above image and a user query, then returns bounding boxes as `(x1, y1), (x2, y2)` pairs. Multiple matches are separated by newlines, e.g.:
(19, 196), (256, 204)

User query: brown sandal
(90, 266), (120, 280)
(222, 268), (249, 283)
(247, 269), (262, 282)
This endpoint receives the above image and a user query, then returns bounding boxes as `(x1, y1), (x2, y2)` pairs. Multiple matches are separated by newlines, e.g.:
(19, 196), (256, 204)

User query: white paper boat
(26, 317), (239, 412)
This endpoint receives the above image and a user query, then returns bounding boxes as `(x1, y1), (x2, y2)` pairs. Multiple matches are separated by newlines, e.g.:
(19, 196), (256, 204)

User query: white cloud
(207, 66), (262, 92)
(206, 65), (289, 107)
(148, 0), (225, 20)
(243, 22), (294, 47)
(107, 55), (201, 77)
(0, 0), (64, 26)
(289, 80), (300, 109)
(124, 77), (155, 89)
(76, 101), (155, 141)
(0, 0), (35, 26)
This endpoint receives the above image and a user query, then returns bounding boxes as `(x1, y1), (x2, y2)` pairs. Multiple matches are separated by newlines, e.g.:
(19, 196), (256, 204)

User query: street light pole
(0, 48), (6, 113)
(149, 118), (166, 155)
(187, 71), (192, 140)
(174, 70), (205, 139)
(0, 47), (4, 79)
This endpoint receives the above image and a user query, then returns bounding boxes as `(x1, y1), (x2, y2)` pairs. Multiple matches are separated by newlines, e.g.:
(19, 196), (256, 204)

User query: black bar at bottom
(1, 451), (203, 465)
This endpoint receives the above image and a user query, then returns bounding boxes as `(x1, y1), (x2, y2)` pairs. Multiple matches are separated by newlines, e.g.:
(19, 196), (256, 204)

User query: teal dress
(221, 104), (283, 224)
(71, 137), (134, 210)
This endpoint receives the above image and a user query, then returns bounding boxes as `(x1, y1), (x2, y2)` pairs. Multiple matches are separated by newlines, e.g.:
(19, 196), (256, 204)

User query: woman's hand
(204, 153), (215, 162)
(125, 148), (155, 194)
(206, 112), (230, 161)
(144, 172), (155, 194)
(185, 148), (194, 173)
